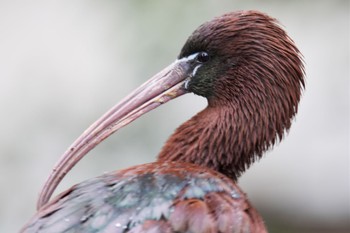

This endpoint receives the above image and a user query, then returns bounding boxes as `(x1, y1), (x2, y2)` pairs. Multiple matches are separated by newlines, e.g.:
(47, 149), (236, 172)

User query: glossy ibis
(21, 10), (304, 233)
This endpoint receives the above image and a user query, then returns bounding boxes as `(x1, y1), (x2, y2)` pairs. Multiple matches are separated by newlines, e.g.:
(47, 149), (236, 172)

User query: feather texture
(22, 162), (266, 233)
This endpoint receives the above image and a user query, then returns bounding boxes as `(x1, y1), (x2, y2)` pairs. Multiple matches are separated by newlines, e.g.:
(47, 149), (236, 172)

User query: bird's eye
(196, 52), (210, 63)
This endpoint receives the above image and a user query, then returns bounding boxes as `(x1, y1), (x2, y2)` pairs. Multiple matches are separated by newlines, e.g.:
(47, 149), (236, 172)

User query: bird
(21, 10), (304, 233)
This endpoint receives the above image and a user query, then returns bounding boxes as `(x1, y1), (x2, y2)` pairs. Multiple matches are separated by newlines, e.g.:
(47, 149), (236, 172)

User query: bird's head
(180, 11), (304, 108)
(157, 11), (305, 178)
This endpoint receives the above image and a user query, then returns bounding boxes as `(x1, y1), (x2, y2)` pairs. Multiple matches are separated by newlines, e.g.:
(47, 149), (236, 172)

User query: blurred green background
(0, 0), (349, 232)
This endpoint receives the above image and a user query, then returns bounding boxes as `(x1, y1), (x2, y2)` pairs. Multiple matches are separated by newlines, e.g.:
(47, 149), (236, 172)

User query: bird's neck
(157, 101), (268, 181)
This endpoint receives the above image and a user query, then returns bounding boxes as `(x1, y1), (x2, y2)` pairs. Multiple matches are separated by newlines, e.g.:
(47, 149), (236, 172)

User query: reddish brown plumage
(23, 162), (266, 233)
(22, 10), (304, 233)
(159, 11), (304, 180)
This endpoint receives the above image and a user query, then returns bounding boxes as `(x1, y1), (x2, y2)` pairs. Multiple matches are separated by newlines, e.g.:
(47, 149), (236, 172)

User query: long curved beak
(37, 57), (196, 209)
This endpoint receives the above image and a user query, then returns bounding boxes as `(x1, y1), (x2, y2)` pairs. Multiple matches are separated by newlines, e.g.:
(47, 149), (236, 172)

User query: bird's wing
(21, 162), (266, 233)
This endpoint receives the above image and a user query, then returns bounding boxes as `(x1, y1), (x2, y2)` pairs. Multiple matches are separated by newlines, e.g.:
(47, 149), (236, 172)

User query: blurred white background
(0, 0), (348, 232)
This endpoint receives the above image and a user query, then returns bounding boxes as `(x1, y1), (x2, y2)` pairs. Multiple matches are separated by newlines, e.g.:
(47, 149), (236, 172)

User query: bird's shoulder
(22, 162), (266, 233)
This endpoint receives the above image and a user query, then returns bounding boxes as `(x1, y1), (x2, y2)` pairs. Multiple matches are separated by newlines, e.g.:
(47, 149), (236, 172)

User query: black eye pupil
(197, 52), (209, 63)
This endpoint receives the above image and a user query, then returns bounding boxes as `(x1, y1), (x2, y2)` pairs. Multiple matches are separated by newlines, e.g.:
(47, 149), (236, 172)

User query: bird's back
(22, 162), (266, 233)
